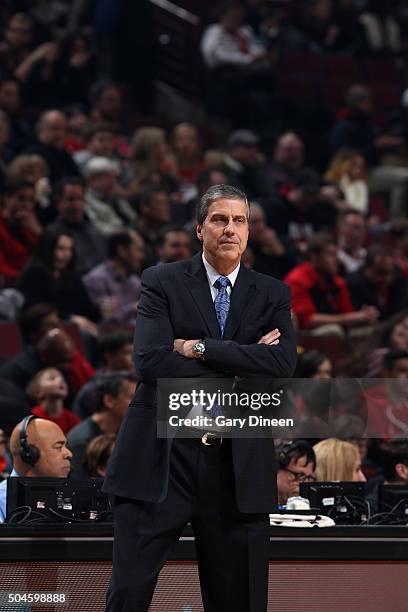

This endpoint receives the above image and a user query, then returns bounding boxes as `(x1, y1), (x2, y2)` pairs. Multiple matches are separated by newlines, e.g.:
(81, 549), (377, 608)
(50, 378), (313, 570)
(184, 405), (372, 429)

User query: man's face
(231, 144), (258, 167)
(143, 192), (171, 225)
(2, 187), (35, 225)
(388, 358), (408, 379)
(249, 207), (266, 243)
(33, 428), (72, 478)
(98, 87), (122, 120)
(340, 214), (366, 247)
(105, 344), (134, 372)
(173, 125), (199, 158)
(198, 198), (249, 269)
(0, 81), (19, 113)
(275, 134), (304, 171)
(110, 380), (136, 420)
(120, 231), (145, 273)
(57, 184), (85, 223)
(89, 131), (114, 157)
(222, 6), (243, 32)
(159, 231), (192, 263)
(39, 113), (67, 148)
(89, 171), (117, 198)
(313, 244), (338, 276)
(6, 17), (32, 49)
(365, 256), (394, 289)
(277, 455), (315, 503)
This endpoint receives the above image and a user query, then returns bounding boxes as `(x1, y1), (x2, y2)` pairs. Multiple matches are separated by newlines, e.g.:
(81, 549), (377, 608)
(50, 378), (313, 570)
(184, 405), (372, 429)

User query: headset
(276, 439), (315, 468)
(19, 415), (40, 466)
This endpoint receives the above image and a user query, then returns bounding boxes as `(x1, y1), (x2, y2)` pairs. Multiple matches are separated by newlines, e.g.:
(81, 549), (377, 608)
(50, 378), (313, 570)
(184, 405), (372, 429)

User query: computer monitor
(379, 485), (408, 524)
(300, 481), (367, 524)
(6, 477), (112, 524)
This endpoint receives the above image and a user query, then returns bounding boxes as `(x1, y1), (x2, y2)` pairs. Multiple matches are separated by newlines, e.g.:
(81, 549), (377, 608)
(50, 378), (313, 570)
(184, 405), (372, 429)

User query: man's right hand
(258, 328), (281, 346)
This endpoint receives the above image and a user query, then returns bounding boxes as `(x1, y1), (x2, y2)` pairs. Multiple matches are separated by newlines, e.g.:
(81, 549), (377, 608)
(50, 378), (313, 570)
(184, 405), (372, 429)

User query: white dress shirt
(202, 253), (240, 302)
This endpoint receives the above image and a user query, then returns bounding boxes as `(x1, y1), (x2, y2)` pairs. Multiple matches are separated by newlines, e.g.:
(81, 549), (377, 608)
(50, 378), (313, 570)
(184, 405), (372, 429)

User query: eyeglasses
(281, 467), (316, 483)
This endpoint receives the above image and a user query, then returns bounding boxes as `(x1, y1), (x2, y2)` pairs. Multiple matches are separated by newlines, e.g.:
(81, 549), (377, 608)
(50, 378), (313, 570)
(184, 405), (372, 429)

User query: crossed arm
(135, 267), (297, 382)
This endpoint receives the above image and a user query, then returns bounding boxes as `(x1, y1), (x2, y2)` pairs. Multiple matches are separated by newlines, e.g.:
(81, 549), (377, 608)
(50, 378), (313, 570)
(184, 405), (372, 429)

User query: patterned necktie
(214, 276), (230, 338)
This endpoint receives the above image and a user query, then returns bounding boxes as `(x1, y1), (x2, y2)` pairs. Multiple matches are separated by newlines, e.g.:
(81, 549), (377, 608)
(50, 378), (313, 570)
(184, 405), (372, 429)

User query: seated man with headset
(276, 439), (316, 508)
(0, 416), (72, 522)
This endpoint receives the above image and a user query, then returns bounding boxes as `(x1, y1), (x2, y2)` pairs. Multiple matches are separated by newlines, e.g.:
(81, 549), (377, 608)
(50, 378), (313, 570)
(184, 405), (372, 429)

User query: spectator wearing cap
(347, 246), (408, 321)
(48, 177), (107, 275)
(329, 84), (408, 217)
(67, 372), (136, 477)
(25, 110), (80, 184)
(83, 230), (144, 324)
(84, 157), (136, 236)
(285, 233), (379, 336)
(0, 179), (41, 287)
(222, 129), (271, 199)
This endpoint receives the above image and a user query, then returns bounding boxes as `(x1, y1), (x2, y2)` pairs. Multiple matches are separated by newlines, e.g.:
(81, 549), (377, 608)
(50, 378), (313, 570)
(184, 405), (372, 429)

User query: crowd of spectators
(0, 1), (408, 516)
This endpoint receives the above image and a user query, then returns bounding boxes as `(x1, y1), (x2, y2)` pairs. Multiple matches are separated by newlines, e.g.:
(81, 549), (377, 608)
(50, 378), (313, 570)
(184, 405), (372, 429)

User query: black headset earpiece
(19, 415), (40, 467)
(277, 440), (310, 468)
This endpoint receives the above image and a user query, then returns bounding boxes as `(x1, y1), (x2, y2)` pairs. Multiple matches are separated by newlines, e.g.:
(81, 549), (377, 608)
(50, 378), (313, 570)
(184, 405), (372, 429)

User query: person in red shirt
(0, 179), (41, 286)
(284, 233), (379, 335)
(27, 367), (80, 434)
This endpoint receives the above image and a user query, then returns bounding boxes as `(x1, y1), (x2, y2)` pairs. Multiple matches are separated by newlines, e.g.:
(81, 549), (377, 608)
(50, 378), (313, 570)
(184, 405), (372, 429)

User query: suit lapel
(224, 264), (259, 340)
(184, 253), (221, 338)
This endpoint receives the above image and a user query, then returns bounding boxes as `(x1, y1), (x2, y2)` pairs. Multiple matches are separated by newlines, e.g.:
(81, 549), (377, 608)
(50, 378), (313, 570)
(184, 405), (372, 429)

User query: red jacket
(0, 214), (37, 286)
(284, 262), (354, 329)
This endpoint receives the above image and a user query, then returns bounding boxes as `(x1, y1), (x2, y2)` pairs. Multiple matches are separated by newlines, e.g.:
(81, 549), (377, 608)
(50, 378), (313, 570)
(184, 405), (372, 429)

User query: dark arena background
(1, 0), (408, 610)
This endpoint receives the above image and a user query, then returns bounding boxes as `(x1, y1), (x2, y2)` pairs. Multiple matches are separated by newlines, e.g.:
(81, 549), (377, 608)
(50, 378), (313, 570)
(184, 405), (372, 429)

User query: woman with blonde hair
(313, 438), (366, 482)
(325, 148), (368, 215)
(128, 126), (177, 197)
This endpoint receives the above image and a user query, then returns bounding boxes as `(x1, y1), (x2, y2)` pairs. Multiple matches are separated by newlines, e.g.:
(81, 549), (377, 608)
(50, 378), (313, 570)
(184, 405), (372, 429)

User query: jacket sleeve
(203, 284), (297, 378)
(134, 267), (224, 382)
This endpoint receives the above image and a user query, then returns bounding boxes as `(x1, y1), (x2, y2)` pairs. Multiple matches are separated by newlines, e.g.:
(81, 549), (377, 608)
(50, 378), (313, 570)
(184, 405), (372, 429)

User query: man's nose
(65, 447), (73, 460)
(224, 220), (235, 234)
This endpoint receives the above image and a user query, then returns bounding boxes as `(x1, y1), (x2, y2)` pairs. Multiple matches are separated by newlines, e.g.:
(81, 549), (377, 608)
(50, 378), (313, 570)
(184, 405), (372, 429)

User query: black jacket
(103, 253), (297, 512)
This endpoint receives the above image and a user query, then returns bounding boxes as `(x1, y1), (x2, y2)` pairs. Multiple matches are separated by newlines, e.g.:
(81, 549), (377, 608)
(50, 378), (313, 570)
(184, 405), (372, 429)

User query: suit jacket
(103, 253), (297, 512)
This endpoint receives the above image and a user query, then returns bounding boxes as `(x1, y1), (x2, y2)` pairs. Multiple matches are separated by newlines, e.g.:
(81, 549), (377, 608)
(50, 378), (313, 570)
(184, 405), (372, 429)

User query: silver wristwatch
(193, 340), (205, 358)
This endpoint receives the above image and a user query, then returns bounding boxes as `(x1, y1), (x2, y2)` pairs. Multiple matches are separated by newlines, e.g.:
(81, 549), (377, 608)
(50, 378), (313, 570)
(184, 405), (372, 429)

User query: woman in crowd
(127, 126), (177, 196)
(83, 433), (116, 478)
(325, 148), (369, 215)
(18, 227), (100, 333)
(313, 438), (366, 482)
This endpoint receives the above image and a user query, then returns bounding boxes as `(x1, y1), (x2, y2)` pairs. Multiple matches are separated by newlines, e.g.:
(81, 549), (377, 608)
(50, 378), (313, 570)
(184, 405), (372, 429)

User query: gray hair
(197, 184), (250, 225)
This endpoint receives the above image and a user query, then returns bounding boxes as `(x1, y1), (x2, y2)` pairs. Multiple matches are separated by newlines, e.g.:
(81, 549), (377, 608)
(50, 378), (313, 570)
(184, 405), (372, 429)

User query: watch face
(194, 342), (205, 354)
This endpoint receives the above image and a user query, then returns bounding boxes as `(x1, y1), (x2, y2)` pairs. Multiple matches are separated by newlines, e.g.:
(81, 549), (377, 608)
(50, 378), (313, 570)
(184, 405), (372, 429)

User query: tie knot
(214, 276), (230, 289)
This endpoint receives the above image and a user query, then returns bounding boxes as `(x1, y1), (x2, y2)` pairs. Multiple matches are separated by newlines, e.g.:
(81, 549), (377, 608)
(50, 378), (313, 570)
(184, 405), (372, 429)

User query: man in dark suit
(103, 184), (297, 611)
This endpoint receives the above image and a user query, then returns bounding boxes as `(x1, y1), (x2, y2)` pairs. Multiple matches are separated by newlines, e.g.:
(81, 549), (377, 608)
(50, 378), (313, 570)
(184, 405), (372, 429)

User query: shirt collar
(202, 253), (240, 288)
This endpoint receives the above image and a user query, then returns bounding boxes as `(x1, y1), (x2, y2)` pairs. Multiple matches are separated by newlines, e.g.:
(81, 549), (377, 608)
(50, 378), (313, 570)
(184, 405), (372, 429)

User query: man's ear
(196, 225), (203, 241)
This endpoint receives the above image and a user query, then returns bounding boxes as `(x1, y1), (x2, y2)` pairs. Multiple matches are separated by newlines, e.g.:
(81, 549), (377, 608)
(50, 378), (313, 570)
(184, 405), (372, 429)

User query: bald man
(0, 417), (72, 522)
(25, 109), (79, 184)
